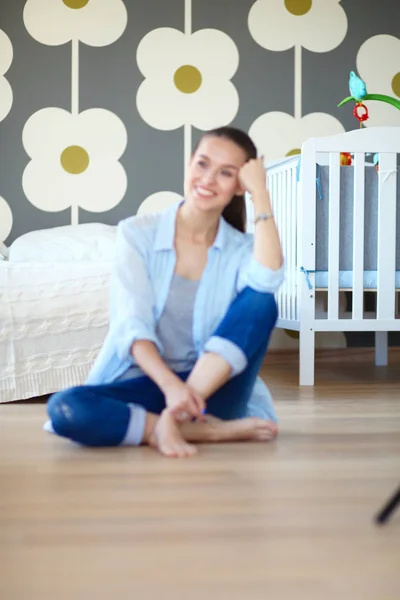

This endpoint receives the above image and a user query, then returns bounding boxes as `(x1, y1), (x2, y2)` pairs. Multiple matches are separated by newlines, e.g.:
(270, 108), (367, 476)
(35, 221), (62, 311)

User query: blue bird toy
(349, 71), (367, 101)
(338, 70), (400, 126)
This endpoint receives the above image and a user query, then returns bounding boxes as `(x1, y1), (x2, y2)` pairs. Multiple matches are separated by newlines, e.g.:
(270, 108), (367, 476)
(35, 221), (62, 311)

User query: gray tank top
(117, 273), (199, 380)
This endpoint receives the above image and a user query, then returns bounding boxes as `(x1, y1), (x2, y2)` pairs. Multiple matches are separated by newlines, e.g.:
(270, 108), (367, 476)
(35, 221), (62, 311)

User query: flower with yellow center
(356, 35), (400, 127)
(136, 27), (239, 130)
(248, 0), (347, 52)
(249, 112), (345, 162)
(23, 0), (127, 46)
(22, 108), (128, 222)
(0, 30), (13, 123)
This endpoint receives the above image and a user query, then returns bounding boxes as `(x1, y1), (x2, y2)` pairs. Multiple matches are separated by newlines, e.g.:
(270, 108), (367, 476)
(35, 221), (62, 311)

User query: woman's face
(184, 135), (248, 214)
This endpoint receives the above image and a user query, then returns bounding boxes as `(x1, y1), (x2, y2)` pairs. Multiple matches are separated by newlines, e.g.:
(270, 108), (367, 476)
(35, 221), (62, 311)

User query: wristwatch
(254, 212), (274, 224)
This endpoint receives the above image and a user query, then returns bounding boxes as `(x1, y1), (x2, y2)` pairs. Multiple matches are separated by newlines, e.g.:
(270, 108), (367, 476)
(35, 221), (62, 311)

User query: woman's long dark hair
(193, 126), (258, 233)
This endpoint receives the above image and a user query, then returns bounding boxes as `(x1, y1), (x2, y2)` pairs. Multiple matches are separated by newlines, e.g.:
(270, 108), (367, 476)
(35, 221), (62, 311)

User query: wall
(1, 0), (400, 244)
(0, 0), (399, 347)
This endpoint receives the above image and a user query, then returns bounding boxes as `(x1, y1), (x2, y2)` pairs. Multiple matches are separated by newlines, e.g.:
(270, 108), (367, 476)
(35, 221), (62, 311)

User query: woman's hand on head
(238, 157), (266, 196)
(164, 378), (205, 421)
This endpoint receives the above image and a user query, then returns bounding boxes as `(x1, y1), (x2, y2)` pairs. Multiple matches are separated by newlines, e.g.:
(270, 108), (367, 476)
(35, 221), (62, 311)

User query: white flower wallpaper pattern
(0, 0), (399, 243)
(0, 196), (13, 242)
(0, 30), (14, 240)
(23, 0), (128, 47)
(356, 34), (400, 127)
(22, 107), (128, 224)
(21, 0), (128, 225)
(249, 112), (345, 160)
(248, 0), (348, 53)
(248, 0), (347, 158)
(136, 4), (240, 208)
(136, 27), (239, 132)
(0, 29), (13, 123)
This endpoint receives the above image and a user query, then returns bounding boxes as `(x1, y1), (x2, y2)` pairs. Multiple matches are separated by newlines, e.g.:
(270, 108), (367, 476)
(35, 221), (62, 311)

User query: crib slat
(296, 162), (302, 323)
(281, 170), (287, 319)
(352, 153), (365, 319)
(291, 165), (298, 320)
(284, 169), (290, 320)
(328, 153), (340, 319)
(376, 153), (397, 319)
(287, 168), (292, 320)
(268, 173), (274, 219)
(285, 168), (290, 320)
(288, 166), (294, 320)
(277, 171), (284, 318)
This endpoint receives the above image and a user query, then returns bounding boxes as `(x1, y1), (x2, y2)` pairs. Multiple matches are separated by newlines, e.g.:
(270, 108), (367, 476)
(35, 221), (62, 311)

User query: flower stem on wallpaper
(71, 39), (79, 115)
(71, 39), (79, 226)
(184, 0), (192, 179)
(294, 44), (302, 119)
(71, 204), (78, 226)
(185, 0), (192, 36)
(184, 122), (191, 179)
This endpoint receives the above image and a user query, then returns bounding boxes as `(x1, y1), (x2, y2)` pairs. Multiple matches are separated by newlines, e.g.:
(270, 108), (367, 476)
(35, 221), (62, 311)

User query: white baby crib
(247, 126), (400, 385)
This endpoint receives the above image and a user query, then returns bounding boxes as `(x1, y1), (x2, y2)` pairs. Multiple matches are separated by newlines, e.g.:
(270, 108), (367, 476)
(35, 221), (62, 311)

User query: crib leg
(299, 328), (315, 385)
(375, 331), (388, 366)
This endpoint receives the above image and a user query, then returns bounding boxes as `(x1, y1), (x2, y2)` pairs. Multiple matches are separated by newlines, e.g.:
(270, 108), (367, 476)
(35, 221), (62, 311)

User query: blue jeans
(47, 288), (278, 446)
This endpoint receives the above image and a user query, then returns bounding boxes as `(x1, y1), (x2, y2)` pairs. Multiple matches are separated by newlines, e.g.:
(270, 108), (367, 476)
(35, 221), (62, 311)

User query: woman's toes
(248, 418), (278, 441)
(168, 441), (197, 458)
(182, 442), (197, 457)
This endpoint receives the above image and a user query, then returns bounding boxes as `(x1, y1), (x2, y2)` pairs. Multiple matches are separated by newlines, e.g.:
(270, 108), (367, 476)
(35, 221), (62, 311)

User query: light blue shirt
(86, 201), (284, 418)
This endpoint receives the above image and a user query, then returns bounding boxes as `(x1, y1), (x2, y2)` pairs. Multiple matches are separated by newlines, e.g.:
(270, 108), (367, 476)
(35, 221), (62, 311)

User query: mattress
(314, 270), (400, 290)
(0, 260), (112, 403)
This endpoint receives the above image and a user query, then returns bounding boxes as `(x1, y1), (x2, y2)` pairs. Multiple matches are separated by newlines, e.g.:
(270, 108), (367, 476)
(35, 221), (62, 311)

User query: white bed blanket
(0, 261), (112, 403)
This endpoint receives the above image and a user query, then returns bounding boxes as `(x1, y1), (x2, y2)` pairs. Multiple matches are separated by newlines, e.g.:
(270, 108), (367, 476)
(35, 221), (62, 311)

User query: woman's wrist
(131, 339), (181, 395)
(158, 371), (182, 395)
(252, 188), (272, 212)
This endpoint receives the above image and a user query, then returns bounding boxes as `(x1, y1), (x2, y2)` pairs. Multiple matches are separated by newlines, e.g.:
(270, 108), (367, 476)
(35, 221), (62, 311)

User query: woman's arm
(111, 220), (204, 419)
(252, 189), (283, 271)
(132, 340), (205, 418)
(131, 340), (180, 393)
(239, 158), (283, 271)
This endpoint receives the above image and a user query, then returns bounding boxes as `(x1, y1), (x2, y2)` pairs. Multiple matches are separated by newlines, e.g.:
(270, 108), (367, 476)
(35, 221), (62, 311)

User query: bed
(247, 126), (400, 385)
(0, 224), (115, 403)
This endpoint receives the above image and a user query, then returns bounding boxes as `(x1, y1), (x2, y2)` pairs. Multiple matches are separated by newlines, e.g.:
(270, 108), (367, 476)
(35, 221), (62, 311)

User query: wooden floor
(1, 350), (400, 600)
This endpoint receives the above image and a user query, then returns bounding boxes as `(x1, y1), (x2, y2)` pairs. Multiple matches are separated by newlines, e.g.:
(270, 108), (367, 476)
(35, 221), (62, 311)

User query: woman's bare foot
(143, 412), (277, 458)
(224, 417), (278, 442)
(149, 409), (197, 458)
(180, 416), (278, 443)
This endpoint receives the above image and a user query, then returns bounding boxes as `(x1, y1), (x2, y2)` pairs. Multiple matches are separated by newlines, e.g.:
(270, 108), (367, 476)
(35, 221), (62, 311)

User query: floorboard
(1, 349), (399, 600)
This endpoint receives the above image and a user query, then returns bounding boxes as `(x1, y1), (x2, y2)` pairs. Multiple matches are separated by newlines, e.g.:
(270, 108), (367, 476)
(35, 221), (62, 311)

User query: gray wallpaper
(0, 0), (399, 245)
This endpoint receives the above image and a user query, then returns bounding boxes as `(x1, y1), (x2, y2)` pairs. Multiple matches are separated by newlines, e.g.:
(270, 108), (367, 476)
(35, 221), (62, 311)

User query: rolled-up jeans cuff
(121, 403), (147, 446)
(204, 336), (248, 377)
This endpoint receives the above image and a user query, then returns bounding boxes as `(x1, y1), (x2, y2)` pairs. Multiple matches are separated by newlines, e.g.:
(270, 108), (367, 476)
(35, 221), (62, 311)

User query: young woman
(46, 127), (284, 458)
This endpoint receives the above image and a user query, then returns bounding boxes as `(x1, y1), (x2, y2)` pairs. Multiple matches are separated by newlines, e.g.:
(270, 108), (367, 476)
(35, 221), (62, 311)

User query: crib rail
(265, 127), (400, 327)
(301, 128), (399, 325)
(376, 152), (397, 319)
